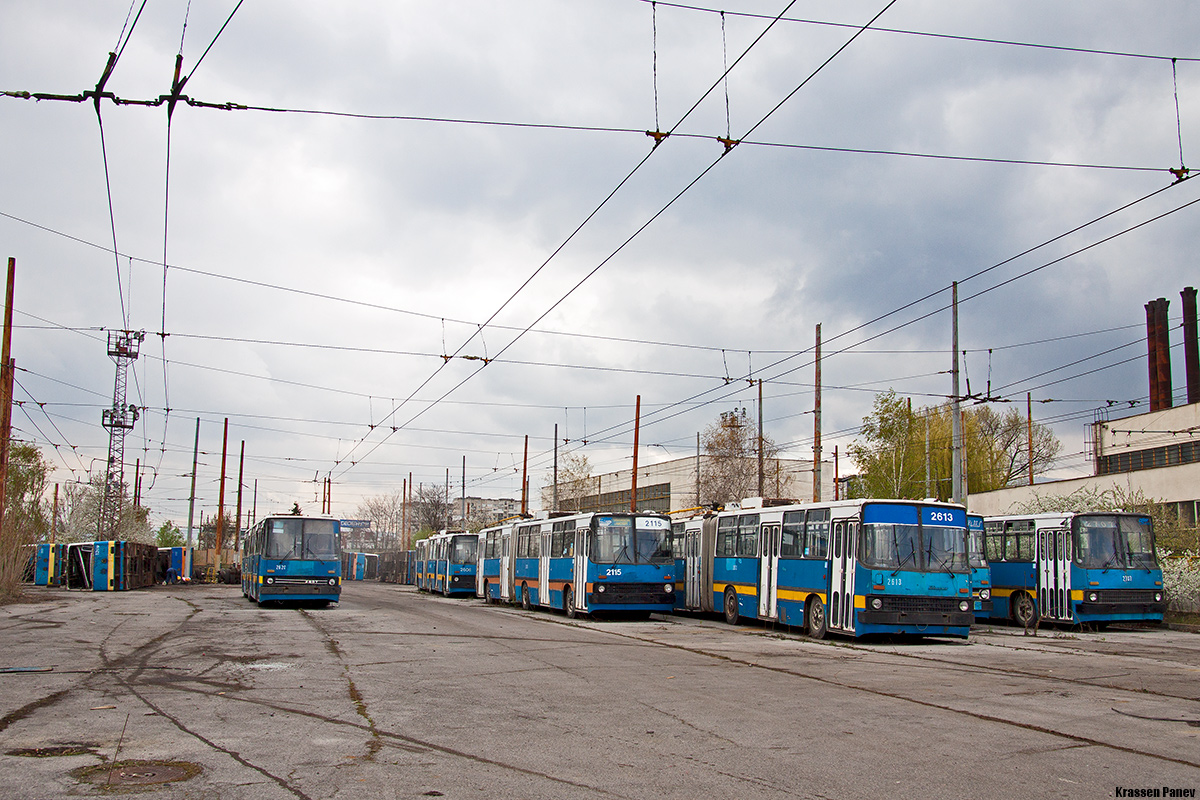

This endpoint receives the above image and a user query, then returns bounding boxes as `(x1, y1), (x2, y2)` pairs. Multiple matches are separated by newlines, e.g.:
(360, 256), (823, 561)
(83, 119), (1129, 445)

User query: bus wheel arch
(723, 586), (739, 625)
(1012, 591), (1038, 627)
(806, 595), (827, 640)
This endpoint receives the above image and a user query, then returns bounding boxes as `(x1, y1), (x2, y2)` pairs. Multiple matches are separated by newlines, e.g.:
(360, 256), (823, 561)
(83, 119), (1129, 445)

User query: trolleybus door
(1037, 526), (1071, 621)
(573, 527), (588, 613)
(499, 530), (512, 602)
(757, 522), (781, 619)
(829, 520), (857, 634)
(539, 529), (552, 607)
(685, 524), (702, 610)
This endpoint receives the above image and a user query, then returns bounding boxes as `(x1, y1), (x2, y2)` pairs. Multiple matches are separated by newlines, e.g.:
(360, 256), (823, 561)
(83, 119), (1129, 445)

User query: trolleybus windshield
(265, 518), (339, 560)
(1072, 514), (1157, 570)
(860, 513), (968, 573)
(591, 516), (672, 564)
(450, 536), (477, 565)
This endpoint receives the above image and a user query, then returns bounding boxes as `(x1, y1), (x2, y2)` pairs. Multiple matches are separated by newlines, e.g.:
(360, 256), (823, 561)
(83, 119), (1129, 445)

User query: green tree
(848, 390), (1061, 500)
(155, 520), (185, 548)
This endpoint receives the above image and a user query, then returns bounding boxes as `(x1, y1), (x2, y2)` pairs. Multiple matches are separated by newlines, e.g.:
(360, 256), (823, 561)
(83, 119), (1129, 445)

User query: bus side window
(781, 511), (803, 558)
(806, 510), (830, 559)
(984, 521), (1005, 562)
(716, 517), (737, 557)
(737, 514), (759, 557)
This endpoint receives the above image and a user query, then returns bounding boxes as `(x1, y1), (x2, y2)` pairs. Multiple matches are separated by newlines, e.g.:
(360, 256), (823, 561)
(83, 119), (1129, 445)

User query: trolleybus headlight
(958, 600), (970, 612)
(664, 583), (674, 593)
(597, 584), (606, 593)
(979, 589), (990, 600)
(328, 578), (337, 586)
(1088, 592), (1098, 602)
(1154, 592), (1162, 602)
(265, 577), (275, 585)
(870, 597), (883, 610)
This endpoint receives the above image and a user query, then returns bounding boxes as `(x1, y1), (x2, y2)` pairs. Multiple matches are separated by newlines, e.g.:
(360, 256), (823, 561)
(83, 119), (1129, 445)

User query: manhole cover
(72, 760), (202, 788)
(7, 744), (95, 758)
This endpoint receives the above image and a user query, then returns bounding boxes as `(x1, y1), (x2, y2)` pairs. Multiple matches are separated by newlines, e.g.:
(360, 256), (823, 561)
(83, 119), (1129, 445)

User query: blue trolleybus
(241, 516), (342, 605)
(673, 497), (974, 639)
(481, 512), (675, 617)
(417, 530), (478, 596)
(478, 521), (516, 604)
(967, 514), (992, 621)
(983, 512), (1165, 627)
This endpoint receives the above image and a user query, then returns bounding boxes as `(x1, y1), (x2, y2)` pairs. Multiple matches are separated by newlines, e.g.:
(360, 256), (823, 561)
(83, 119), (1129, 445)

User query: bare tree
(357, 490), (406, 550)
(412, 483), (453, 534)
(699, 409), (779, 506)
(542, 451), (592, 513)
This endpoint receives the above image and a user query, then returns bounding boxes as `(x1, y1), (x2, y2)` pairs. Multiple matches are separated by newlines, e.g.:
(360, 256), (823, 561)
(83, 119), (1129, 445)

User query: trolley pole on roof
(552, 424), (558, 512)
(461, 456), (466, 528)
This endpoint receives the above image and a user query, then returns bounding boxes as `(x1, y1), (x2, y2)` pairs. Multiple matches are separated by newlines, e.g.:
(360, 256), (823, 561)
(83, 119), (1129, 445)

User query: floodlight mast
(99, 330), (144, 540)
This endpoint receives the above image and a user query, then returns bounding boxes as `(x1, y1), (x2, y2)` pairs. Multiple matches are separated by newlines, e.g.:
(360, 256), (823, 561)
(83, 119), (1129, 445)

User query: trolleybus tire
(723, 586), (739, 625)
(483, 580), (491, 604)
(521, 584), (531, 610)
(807, 596), (827, 640)
(565, 586), (577, 619)
(1012, 591), (1038, 628)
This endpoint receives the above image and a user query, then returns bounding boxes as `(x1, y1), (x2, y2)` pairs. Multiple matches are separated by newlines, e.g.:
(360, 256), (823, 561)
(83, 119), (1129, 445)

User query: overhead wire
(330, 0), (813, 476)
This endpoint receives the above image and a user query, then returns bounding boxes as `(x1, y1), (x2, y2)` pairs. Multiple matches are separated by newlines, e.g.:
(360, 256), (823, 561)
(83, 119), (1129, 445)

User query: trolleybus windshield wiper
(891, 528), (914, 575)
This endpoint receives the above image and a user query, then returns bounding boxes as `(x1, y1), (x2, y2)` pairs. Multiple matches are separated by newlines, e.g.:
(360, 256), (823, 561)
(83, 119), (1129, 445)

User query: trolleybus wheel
(1012, 592), (1038, 628)
(483, 580), (491, 604)
(723, 586), (739, 625)
(807, 596), (827, 640)
(521, 584), (532, 610)
(565, 586), (577, 619)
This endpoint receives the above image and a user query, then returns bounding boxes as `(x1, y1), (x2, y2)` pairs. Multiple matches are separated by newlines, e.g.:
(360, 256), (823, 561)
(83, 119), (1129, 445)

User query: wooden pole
(630, 395), (641, 512)
(215, 418), (228, 573)
(520, 436), (529, 516)
(235, 441), (244, 552)
(0, 258), (15, 534)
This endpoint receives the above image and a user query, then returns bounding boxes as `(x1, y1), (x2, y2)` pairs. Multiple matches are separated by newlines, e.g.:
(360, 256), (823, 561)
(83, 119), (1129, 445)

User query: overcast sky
(2, 1), (1198, 529)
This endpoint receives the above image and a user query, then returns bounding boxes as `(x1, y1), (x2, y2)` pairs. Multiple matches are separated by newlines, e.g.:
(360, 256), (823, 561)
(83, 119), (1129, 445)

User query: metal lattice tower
(99, 330), (144, 539)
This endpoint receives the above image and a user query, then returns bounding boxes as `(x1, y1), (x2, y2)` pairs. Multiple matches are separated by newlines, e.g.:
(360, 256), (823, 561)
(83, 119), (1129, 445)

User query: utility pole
(216, 418), (228, 574)
(1027, 393), (1035, 486)
(235, 441), (244, 553)
(461, 455), (466, 528)
(813, 323), (822, 502)
(186, 417), (199, 548)
(630, 395), (641, 512)
(521, 436), (529, 515)
(0, 259), (14, 536)
(99, 328), (145, 540)
(695, 432), (701, 507)
(951, 282), (965, 505)
(757, 380), (764, 497)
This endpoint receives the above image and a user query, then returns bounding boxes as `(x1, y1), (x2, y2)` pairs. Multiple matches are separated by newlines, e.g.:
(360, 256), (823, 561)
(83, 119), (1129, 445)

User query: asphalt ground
(0, 581), (1197, 799)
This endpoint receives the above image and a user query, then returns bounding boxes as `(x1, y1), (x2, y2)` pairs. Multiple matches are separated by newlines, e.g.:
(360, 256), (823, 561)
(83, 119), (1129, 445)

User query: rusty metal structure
(98, 329), (144, 540)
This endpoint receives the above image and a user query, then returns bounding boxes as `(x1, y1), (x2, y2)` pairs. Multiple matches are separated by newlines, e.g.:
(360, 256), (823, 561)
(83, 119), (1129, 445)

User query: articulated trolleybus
(242, 516), (342, 605)
(416, 530), (478, 596)
(673, 497), (974, 639)
(478, 511), (675, 617)
(983, 512), (1165, 627)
